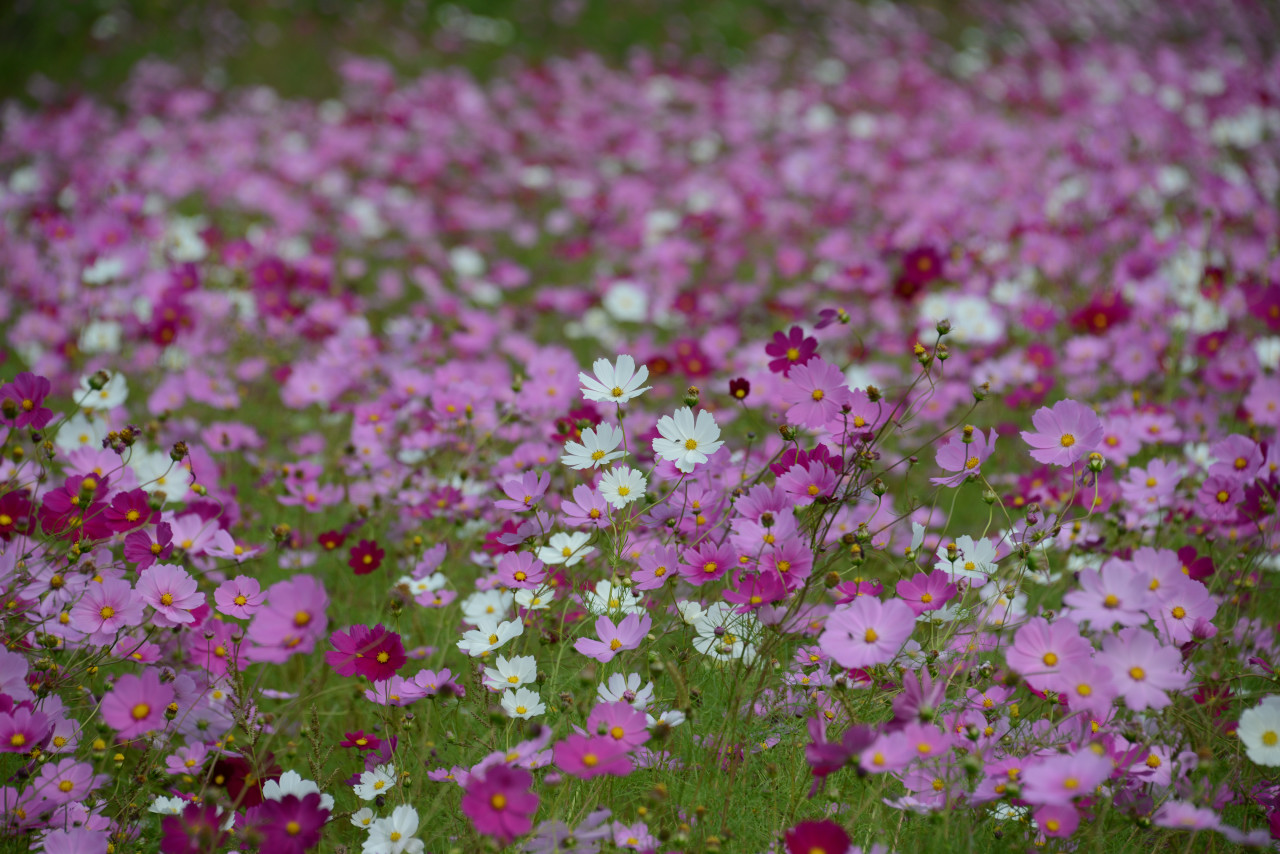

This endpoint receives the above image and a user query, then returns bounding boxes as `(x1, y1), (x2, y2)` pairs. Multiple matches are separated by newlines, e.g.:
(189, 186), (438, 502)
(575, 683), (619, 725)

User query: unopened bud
(1087, 452), (1105, 473)
(170, 442), (189, 463)
(682, 386), (700, 408)
(973, 382), (989, 402)
(936, 319), (952, 336)
(778, 424), (797, 441)
(962, 425), (975, 443)
(871, 478), (887, 496)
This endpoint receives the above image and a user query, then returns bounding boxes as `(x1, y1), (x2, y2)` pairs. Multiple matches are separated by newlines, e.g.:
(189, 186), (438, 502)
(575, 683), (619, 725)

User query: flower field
(2, 1), (1280, 851)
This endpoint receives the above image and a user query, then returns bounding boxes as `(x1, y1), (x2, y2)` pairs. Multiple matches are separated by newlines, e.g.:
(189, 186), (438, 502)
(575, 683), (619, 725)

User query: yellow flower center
(582, 753), (598, 767)
(684, 438), (698, 450)
(131, 703), (150, 720)
(611, 386), (624, 397)
(1103, 594), (1119, 608)
(864, 628), (878, 643)
(491, 793), (507, 809)
(1063, 776), (1079, 790)
(58, 780), (75, 793)
(1042, 652), (1058, 666)
(100, 606), (115, 619)
(609, 638), (622, 651)
(1171, 606), (1186, 619)
(786, 347), (800, 361)
(1059, 433), (1076, 447)
(160, 593), (174, 606)
(591, 450), (605, 460)
(965, 456), (980, 470)
(1263, 731), (1278, 747)
(294, 611), (311, 627)
(286, 821), (301, 836)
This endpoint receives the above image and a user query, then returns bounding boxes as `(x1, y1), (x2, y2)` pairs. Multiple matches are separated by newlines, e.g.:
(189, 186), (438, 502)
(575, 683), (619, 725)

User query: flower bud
(1087, 452), (1105, 473)
(962, 425), (975, 444)
(973, 382), (989, 402)
(982, 488), (997, 505)
(936, 343), (949, 361)
(778, 424), (797, 441)
(936, 318), (952, 336)
(170, 442), (189, 463)
(88, 370), (111, 391)
(871, 478), (887, 496)
(682, 386), (701, 408)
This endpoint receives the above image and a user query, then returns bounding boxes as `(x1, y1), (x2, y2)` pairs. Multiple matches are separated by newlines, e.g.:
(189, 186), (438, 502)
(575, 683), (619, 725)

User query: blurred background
(0, 0), (1055, 105)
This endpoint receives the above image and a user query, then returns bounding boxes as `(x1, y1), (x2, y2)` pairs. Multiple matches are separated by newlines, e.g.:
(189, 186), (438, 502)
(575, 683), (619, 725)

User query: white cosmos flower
(581, 579), (644, 616)
(131, 448), (193, 501)
(363, 804), (424, 854)
(514, 587), (554, 611)
(935, 535), (999, 584)
(77, 372), (128, 411)
(501, 687), (546, 719)
(55, 411), (109, 453)
(602, 281), (649, 322)
(351, 808), (376, 830)
(353, 764), (397, 801)
(456, 615), (524, 657)
(597, 673), (654, 709)
(78, 320), (122, 355)
(579, 355), (651, 404)
(561, 423), (625, 470)
(1239, 696), (1280, 767)
(483, 654), (538, 691)
(651, 408), (724, 473)
(264, 770), (335, 812)
(537, 531), (594, 566)
(598, 466), (646, 508)
(460, 589), (514, 626)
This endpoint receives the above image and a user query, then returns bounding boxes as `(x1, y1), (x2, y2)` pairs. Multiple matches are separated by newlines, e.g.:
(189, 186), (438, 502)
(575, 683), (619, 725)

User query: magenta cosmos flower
(553, 733), (632, 778)
(326, 624), (406, 682)
(765, 326), (818, 376)
(101, 668), (174, 740)
(460, 764), (538, 844)
(818, 595), (916, 669)
(0, 372), (54, 430)
(895, 570), (958, 617)
(782, 359), (853, 430)
(931, 428), (997, 487)
(1020, 400), (1103, 466)
(574, 613), (651, 663)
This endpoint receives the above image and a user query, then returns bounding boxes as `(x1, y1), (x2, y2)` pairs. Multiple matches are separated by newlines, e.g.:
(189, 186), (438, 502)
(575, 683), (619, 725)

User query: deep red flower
(160, 802), (229, 854)
(900, 245), (944, 286)
(784, 820), (851, 854)
(317, 530), (345, 552)
(729, 378), (750, 401)
(325, 624), (406, 682)
(348, 539), (385, 574)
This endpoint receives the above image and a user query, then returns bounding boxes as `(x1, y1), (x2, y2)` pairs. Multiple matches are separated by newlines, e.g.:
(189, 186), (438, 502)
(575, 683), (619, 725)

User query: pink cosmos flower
(777, 461), (839, 508)
(553, 733), (632, 778)
(1100, 628), (1188, 710)
(930, 429), (997, 488)
(31, 758), (108, 806)
(245, 575), (330, 663)
(782, 359), (854, 429)
(1003, 617), (1093, 692)
(1020, 751), (1112, 806)
(562, 484), (611, 529)
(137, 564), (203, 626)
(1034, 804), (1081, 838)
(69, 579), (145, 643)
(1196, 473), (1242, 523)
(495, 471), (551, 512)
(326, 624), (407, 682)
(103, 489), (156, 533)
(1153, 575), (1218, 645)
(214, 576), (266, 619)
(1061, 564), (1152, 628)
(632, 544), (677, 590)
(1056, 660), (1118, 717)
(101, 669), (174, 740)
(723, 570), (789, 612)
(760, 538), (813, 590)
(574, 613), (651, 663)
(818, 596), (916, 669)
(0, 705), (51, 753)
(1020, 400), (1103, 466)
(496, 552), (546, 589)
(585, 701), (651, 750)
(895, 571), (958, 616)
(460, 764), (538, 843)
(677, 541), (736, 586)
